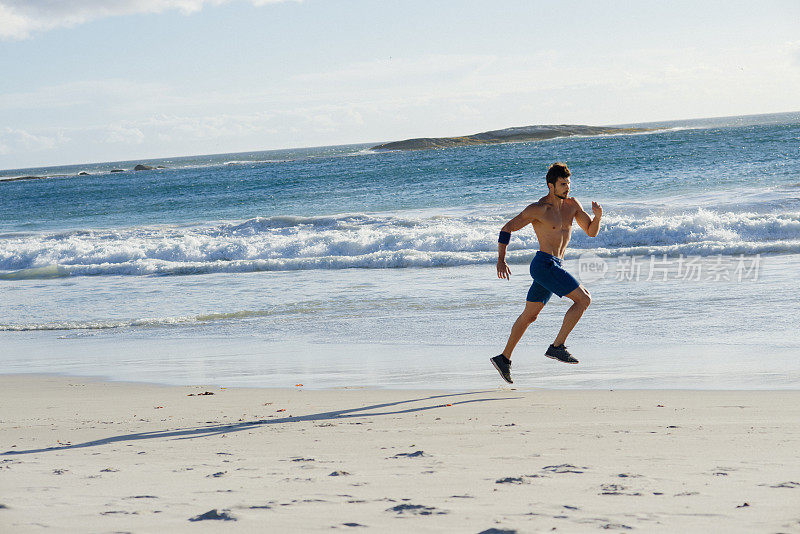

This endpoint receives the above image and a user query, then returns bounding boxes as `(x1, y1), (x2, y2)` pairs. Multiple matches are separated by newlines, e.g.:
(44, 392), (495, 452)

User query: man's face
(553, 177), (570, 198)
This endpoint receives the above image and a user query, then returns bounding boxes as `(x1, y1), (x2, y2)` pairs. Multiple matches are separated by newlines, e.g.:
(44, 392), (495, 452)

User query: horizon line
(2, 109), (798, 175)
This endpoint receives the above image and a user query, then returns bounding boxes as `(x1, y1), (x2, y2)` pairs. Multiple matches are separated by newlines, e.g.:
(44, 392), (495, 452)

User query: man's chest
(536, 206), (575, 231)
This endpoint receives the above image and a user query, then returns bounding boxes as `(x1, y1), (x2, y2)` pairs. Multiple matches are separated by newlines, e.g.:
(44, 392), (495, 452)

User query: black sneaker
(545, 344), (579, 364)
(490, 355), (513, 384)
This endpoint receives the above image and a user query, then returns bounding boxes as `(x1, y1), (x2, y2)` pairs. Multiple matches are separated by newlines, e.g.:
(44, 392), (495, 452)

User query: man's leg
(552, 285), (591, 347)
(502, 300), (545, 359)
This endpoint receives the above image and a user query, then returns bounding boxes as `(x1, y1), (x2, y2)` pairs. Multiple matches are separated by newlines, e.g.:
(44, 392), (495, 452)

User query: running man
(490, 162), (602, 384)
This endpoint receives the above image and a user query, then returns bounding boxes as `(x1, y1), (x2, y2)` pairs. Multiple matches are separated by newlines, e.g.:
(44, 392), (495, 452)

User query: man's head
(546, 162), (571, 200)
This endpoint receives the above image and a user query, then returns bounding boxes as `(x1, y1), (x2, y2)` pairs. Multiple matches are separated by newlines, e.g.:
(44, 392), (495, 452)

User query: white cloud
(0, 3), (29, 40)
(0, 79), (171, 111)
(104, 125), (145, 144)
(0, 127), (70, 153)
(0, 0), (297, 40)
(293, 54), (501, 85)
(288, 43), (800, 124)
(789, 41), (800, 68)
(124, 105), (368, 141)
(0, 103), (372, 164)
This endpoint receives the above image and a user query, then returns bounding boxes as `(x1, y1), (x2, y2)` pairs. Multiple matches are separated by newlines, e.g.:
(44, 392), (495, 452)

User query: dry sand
(1, 375), (799, 533)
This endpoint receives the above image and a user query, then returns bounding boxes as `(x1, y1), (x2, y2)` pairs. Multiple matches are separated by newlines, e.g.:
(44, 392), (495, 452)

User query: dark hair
(545, 162), (571, 185)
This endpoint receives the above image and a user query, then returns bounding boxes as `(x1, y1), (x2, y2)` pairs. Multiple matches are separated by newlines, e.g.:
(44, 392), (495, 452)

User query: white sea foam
(0, 308), (286, 331)
(550, 126), (686, 142)
(0, 209), (797, 277)
(223, 159), (289, 165)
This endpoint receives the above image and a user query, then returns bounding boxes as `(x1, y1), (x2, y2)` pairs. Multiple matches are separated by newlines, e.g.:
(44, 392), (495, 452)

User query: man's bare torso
(530, 195), (580, 258)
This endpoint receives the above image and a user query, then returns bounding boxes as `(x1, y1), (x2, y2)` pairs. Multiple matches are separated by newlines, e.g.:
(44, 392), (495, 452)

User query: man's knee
(574, 288), (591, 309)
(521, 306), (541, 324)
(524, 311), (540, 323)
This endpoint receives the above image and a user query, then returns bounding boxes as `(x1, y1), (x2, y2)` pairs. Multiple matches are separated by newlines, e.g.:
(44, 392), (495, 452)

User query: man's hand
(591, 201), (603, 218)
(497, 260), (511, 280)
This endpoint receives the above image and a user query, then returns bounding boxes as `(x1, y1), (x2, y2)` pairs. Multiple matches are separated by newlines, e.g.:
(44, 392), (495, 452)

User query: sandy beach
(1, 376), (799, 532)
(4, 2), (800, 532)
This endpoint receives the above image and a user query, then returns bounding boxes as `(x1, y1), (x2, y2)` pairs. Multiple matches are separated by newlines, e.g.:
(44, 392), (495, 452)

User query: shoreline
(4, 326), (800, 390)
(3, 371), (800, 392)
(2, 374), (799, 532)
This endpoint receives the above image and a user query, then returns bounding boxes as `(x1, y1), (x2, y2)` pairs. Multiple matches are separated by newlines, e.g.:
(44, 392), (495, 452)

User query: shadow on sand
(2, 390), (519, 456)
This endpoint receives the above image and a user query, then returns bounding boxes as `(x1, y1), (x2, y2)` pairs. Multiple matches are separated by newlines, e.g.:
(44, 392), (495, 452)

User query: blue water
(3, 118), (800, 232)
(1, 112), (799, 388)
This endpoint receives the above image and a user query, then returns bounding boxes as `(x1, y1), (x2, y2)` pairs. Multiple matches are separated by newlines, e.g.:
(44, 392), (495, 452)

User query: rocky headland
(371, 124), (660, 151)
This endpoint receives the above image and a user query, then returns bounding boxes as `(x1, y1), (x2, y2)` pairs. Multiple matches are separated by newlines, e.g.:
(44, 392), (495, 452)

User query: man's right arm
(497, 204), (539, 279)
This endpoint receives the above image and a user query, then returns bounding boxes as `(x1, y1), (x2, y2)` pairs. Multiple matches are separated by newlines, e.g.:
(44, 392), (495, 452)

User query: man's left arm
(573, 199), (602, 237)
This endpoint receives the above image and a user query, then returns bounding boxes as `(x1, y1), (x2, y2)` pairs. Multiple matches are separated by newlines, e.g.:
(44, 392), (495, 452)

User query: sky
(1, 0), (799, 170)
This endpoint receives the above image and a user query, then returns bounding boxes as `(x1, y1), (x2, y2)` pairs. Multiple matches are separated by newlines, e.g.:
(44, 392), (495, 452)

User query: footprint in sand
(542, 464), (587, 474)
(495, 477), (525, 484)
(386, 504), (447, 516)
(600, 523), (633, 530)
(188, 509), (236, 521)
(391, 450), (427, 458)
(765, 481), (800, 488)
(599, 483), (642, 496)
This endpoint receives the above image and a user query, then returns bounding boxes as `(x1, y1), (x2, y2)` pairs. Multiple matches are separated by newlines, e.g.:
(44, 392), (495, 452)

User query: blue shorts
(526, 251), (580, 304)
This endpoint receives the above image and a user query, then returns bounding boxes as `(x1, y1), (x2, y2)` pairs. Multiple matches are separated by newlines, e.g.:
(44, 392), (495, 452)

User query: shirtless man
(490, 162), (602, 384)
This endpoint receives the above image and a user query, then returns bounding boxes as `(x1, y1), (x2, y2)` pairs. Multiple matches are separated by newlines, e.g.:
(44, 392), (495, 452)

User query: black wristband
(498, 230), (511, 245)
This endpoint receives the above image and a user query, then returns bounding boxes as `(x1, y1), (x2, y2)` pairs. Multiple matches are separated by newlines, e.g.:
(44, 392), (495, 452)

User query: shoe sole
(545, 354), (579, 364)
(490, 358), (513, 384)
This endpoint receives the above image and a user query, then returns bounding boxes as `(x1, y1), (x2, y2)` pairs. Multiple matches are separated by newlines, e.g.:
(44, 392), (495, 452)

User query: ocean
(2, 112), (799, 389)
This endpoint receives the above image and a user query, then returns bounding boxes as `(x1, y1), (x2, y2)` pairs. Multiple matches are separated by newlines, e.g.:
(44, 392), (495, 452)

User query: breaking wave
(1, 209), (798, 278)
